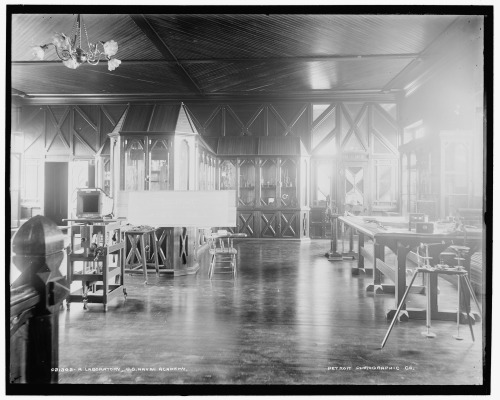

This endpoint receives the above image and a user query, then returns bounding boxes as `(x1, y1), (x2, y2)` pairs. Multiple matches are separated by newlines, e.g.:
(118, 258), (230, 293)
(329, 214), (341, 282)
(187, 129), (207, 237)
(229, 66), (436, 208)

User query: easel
(380, 244), (482, 348)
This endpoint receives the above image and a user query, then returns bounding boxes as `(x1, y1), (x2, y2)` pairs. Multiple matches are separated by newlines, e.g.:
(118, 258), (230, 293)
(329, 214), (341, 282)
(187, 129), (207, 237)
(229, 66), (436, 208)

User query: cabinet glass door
(199, 152), (207, 190)
(238, 159), (256, 207)
(149, 139), (170, 191)
(220, 159), (236, 190)
(280, 158), (298, 208)
(97, 156), (111, 196)
(124, 139), (146, 191)
(260, 159), (278, 207)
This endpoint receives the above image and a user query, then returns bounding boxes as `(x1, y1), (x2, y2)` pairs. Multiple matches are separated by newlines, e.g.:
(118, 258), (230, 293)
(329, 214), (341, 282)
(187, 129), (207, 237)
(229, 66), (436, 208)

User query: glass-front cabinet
(217, 136), (310, 239)
(220, 159), (237, 190)
(259, 159), (278, 207)
(149, 138), (171, 191)
(198, 150), (217, 191)
(238, 159), (256, 207)
(122, 136), (172, 191)
(124, 137), (147, 191)
(96, 139), (112, 197)
(280, 158), (298, 208)
(399, 130), (477, 220)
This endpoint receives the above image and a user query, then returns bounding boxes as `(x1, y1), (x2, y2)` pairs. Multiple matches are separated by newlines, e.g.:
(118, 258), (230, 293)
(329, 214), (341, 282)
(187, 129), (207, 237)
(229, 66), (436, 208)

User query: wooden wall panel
(17, 105), (127, 159)
(228, 104), (263, 134)
(273, 103), (306, 127)
(101, 105), (128, 128)
(224, 109), (243, 137)
(247, 108), (266, 136)
(267, 111), (287, 137)
(293, 111), (310, 152)
(16, 101), (399, 158)
(204, 110), (223, 137)
(73, 112), (98, 153)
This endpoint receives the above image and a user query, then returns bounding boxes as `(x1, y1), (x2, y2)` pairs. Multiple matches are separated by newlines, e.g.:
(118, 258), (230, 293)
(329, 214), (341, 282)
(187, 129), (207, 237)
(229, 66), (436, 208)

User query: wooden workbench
(338, 215), (483, 323)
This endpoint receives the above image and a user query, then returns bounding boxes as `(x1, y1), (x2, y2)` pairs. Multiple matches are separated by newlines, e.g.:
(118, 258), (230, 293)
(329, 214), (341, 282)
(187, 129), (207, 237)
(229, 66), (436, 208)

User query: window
(373, 159), (397, 207)
(312, 159), (334, 206)
(22, 158), (42, 202)
(403, 120), (425, 144)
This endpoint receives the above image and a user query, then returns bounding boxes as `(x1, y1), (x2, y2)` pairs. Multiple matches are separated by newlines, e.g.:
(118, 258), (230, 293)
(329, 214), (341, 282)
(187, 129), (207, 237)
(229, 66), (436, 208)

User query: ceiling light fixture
(31, 14), (121, 71)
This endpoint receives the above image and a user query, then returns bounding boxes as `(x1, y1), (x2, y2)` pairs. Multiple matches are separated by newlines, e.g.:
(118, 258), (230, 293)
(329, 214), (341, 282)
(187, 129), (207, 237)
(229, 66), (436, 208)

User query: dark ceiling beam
(16, 90), (401, 106)
(12, 53), (420, 67)
(381, 17), (461, 93)
(12, 88), (28, 97)
(129, 14), (203, 95)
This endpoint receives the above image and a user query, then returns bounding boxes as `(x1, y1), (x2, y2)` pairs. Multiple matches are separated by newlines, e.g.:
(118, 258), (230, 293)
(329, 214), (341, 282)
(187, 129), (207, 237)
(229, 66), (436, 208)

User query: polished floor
(57, 239), (485, 387)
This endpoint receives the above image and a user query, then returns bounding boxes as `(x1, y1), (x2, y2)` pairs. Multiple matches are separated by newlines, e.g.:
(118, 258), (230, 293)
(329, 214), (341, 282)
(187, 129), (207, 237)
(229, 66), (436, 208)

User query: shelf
(72, 267), (122, 282)
(67, 219), (125, 311)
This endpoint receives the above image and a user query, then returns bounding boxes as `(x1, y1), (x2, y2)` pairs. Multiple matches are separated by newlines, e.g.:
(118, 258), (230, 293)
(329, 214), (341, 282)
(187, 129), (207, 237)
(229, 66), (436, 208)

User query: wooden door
(44, 162), (68, 226)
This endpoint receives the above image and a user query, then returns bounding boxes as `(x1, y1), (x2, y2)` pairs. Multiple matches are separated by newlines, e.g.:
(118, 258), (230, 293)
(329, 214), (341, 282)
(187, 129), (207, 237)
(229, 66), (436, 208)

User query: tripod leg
(459, 276), (475, 342)
(380, 270), (420, 349)
(463, 275), (482, 316)
(422, 272), (436, 338)
(453, 275), (463, 340)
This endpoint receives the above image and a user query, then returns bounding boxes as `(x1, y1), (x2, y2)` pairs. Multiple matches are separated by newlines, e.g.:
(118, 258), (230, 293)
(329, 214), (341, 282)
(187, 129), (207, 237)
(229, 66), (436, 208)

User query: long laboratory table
(338, 215), (483, 323)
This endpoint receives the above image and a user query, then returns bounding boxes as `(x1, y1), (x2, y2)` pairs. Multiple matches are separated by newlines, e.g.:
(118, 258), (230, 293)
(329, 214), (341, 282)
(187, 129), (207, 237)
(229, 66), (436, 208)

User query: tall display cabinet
(399, 130), (476, 220)
(108, 104), (217, 275)
(217, 136), (310, 239)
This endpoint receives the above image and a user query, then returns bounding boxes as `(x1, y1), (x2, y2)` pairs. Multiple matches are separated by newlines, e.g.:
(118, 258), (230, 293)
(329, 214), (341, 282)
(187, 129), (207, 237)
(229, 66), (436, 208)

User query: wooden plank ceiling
(10, 12), (459, 101)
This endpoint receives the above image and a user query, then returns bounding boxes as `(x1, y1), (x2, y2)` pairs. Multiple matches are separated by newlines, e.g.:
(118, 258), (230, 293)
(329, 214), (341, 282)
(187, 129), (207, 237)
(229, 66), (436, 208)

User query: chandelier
(31, 14), (121, 71)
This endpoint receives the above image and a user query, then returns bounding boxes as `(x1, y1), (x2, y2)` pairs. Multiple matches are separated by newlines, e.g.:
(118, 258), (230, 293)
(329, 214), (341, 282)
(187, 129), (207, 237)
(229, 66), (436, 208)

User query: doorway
(44, 162), (68, 226)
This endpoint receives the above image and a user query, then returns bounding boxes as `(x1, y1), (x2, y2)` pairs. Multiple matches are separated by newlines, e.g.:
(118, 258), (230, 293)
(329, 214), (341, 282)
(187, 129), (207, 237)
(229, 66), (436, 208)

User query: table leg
(358, 233), (365, 270)
(459, 253), (480, 321)
(151, 232), (159, 276)
(386, 242), (411, 321)
(349, 226), (354, 253)
(140, 235), (148, 284)
(374, 243), (384, 291)
(429, 272), (439, 319)
(326, 217), (343, 261)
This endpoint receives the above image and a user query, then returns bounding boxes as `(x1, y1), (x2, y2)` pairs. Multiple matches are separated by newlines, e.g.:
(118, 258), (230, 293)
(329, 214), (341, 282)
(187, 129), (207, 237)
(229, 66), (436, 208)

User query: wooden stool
(124, 227), (159, 284)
